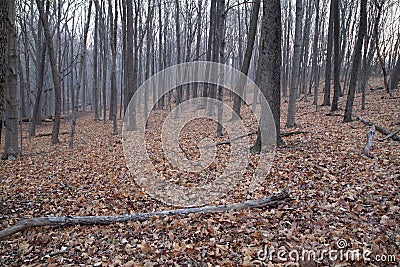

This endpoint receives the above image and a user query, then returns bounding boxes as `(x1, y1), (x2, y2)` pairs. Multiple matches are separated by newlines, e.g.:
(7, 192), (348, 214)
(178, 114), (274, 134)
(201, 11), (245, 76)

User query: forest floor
(1, 85), (400, 266)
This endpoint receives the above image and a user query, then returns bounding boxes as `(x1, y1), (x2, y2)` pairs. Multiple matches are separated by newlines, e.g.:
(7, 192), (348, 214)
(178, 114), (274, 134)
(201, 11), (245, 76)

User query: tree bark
(252, 0), (283, 152)
(343, 0), (367, 122)
(93, 0), (100, 121)
(0, 0), (8, 135)
(36, 0), (62, 144)
(331, 0), (340, 112)
(3, 0), (19, 160)
(286, 0), (303, 128)
(110, 0), (118, 135)
(125, 0), (137, 130)
(231, 0), (260, 119)
(70, 0), (93, 148)
(312, 0), (320, 107)
(389, 54), (400, 90)
(322, 0), (334, 107)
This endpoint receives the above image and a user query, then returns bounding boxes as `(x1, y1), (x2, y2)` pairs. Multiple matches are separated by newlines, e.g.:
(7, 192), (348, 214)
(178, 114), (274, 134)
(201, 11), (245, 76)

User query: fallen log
(362, 125), (375, 158)
(36, 131), (69, 138)
(353, 113), (400, 141)
(281, 131), (308, 137)
(370, 85), (384, 91)
(0, 190), (290, 239)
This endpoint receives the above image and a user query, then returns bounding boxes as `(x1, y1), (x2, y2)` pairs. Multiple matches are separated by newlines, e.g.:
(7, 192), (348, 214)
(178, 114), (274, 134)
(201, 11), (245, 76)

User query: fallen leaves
(0, 89), (400, 266)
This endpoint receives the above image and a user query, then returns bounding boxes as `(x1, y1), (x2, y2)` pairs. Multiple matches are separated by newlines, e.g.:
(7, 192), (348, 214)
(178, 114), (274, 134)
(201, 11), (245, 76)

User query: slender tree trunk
(70, 0), (92, 148)
(312, 0), (320, 107)
(174, 0), (182, 117)
(110, 0), (118, 135)
(286, 0), (303, 128)
(144, 0), (153, 120)
(93, 0), (100, 120)
(216, 0), (225, 137)
(301, 0), (312, 102)
(374, 1), (389, 95)
(3, 0), (19, 159)
(36, 0), (62, 144)
(331, 0), (340, 112)
(343, 0), (367, 122)
(125, 0), (136, 130)
(232, 0), (260, 119)
(102, 3), (108, 124)
(323, 0), (334, 106)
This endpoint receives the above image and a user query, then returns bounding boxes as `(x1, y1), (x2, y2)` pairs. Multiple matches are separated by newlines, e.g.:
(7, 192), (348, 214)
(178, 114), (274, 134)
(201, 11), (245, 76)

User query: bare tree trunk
(30, 22), (46, 136)
(111, 0), (118, 135)
(0, 0), (8, 133)
(144, 0), (154, 120)
(3, 0), (19, 159)
(312, 0), (320, 107)
(102, 3), (108, 124)
(389, 54), (400, 90)
(174, 0), (182, 117)
(70, 1), (92, 148)
(301, 0), (312, 102)
(323, 0), (334, 107)
(286, 0), (303, 128)
(331, 0), (340, 112)
(232, 0), (260, 119)
(93, 0), (100, 121)
(216, 0), (225, 137)
(36, 0), (62, 144)
(343, 0), (367, 122)
(125, 0), (137, 130)
(252, 0), (283, 152)
(374, 0), (389, 95)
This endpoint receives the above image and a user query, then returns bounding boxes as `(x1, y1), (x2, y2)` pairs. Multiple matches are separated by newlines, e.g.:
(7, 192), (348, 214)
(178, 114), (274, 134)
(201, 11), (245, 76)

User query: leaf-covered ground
(1, 87), (399, 266)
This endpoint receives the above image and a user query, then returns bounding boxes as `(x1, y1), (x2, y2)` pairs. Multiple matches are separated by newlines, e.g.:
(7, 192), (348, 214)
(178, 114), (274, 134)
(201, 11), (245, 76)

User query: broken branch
(362, 125), (375, 158)
(353, 113), (400, 141)
(0, 190), (290, 239)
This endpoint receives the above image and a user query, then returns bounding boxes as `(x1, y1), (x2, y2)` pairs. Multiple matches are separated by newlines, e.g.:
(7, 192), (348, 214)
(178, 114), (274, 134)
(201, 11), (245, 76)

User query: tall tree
(108, 0), (118, 135)
(3, 0), (19, 159)
(216, 0), (225, 137)
(0, 0), (8, 132)
(323, 0), (334, 106)
(93, 0), (100, 121)
(286, 0), (303, 128)
(125, 0), (136, 130)
(343, 0), (367, 122)
(231, 0), (260, 119)
(252, 0), (282, 152)
(331, 0), (340, 112)
(36, 0), (62, 144)
(70, 0), (93, 148)
(311, 0), (320, 108)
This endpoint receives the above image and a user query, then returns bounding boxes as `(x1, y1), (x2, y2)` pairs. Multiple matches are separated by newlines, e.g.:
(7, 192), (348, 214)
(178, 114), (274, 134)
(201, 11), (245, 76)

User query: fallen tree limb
(362, 125), (375, 158)
(36, 131), (69, 138)
(379, 129), (400, 141)
(281, 131), (308, 137)
(0, 190), (290, 239)
(353, 113), (400, 141)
